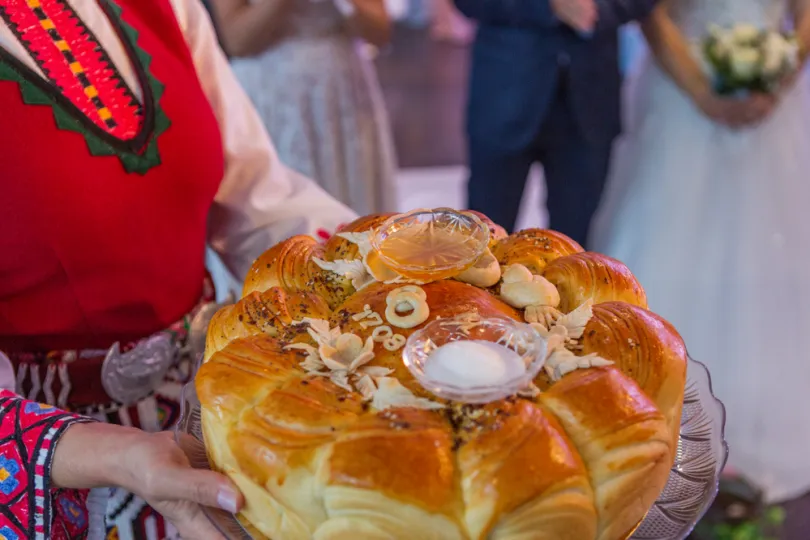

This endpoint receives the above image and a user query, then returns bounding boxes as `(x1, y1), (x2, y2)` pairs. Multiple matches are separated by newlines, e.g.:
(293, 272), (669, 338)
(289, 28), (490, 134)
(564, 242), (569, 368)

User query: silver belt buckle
(101, 333), (176, 406)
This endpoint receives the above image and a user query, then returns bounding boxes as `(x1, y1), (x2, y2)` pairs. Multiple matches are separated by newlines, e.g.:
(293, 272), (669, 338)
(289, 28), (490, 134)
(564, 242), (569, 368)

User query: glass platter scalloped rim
(175, 355), (728, 540)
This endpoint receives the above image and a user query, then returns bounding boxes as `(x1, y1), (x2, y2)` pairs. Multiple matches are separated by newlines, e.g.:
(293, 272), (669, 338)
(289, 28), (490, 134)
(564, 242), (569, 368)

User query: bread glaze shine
(198, 212), (687, 540)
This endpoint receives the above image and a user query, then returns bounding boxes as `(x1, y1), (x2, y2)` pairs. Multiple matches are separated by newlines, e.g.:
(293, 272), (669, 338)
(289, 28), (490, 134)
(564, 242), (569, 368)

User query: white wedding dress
(592, 0), (810, 503)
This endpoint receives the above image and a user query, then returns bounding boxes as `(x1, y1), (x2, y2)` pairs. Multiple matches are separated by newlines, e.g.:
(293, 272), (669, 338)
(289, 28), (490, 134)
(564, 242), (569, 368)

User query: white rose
(762, 33), (786, 77)
(711, 35), (732, 59)
(707, 25), (732, 58)
(729, 46), (761, 80)
(784, 39), (801, 70)
(732, 24), (761, 43)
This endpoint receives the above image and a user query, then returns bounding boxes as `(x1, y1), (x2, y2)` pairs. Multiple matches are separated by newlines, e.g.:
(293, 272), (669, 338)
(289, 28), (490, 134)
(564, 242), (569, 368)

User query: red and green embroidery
(0, 0), (170, 174)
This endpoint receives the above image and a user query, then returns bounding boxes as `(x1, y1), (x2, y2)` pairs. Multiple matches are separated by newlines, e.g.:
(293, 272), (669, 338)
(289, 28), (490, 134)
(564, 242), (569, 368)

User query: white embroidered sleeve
(168, 0), (358, 280)
(0, 351), (14, 392)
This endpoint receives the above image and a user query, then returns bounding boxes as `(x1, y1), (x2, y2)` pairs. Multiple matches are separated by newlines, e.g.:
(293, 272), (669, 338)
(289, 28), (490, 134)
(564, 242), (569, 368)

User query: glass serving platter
(175, 356), (728, 540)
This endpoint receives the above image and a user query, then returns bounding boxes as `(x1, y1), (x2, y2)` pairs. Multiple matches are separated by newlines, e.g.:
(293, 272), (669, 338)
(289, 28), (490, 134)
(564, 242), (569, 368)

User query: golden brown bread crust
(492, 228), (584, 274)
(242, 236), (353, 309)
(463, 210), (508, 248)
(580, 302), (688, 446)
(322, 214), (396, 262)
(329, 409), (458, 517)
(204, 287), (331, 361)
(540, 368), (671, 540)
(543, 252), (648, 312)
(198, 335), (673, 540)
(200, 213), (685, 540)
(457, 399), (597, 540)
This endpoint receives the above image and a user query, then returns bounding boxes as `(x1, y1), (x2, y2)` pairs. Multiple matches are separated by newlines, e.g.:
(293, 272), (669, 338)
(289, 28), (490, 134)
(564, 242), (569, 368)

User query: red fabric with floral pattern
(0, 391), (90, 540)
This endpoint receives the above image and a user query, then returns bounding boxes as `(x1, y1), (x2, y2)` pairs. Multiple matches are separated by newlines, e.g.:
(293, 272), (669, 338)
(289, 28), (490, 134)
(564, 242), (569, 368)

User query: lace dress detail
(230, 0), (396, 215)
(668, 0), (788, 38)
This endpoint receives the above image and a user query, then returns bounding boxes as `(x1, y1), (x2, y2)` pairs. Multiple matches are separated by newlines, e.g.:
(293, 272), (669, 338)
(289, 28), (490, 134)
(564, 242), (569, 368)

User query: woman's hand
(776, 68), (802, 97)
(52, 423), (244, 540)
(120, 431), (243, 539)
(340, 0), (391, 47)
(695, 91), (776, 128)
(210, 0), (293, 57)
(728, 93), (777, 127)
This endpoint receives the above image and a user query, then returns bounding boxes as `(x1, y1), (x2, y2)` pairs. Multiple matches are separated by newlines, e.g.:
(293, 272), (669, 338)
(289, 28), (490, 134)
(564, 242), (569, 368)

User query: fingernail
(217, 488), (239, 513)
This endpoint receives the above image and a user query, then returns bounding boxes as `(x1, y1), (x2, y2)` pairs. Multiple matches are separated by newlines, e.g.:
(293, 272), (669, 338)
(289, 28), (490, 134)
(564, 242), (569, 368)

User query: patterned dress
(230, 0), (397, 216)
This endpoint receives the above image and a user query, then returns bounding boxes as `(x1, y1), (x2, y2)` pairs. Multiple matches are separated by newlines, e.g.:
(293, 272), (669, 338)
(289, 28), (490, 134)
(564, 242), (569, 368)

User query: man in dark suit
(455, 0), (659, 246)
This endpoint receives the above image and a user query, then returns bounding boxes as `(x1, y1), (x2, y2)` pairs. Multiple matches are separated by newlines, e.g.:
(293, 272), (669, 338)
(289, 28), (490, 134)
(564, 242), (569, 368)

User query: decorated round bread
(198, 210), (687, 540)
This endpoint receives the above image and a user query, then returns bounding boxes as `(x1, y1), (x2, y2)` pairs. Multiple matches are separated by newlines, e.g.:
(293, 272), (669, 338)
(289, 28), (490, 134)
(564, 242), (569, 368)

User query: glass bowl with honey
(371, 208), (490, 282)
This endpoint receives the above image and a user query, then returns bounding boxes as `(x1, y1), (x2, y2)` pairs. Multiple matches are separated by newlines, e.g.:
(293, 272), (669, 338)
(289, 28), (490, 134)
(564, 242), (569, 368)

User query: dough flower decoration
(286, 318), (441, 409)
(499, 264), (562, 328)
(320, 230), (415, 286)
(455, 248), (501, 288)
(285, 318), (390, 396)
(371, 377), (444, 411)
(531, 300), (614, 382)
(313, 257), (374, 291)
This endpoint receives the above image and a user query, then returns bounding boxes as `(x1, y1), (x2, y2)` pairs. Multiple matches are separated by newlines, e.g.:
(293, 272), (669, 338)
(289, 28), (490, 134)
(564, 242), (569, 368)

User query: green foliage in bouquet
(689, 475), (785, 540)
(702, 25), (799, 96)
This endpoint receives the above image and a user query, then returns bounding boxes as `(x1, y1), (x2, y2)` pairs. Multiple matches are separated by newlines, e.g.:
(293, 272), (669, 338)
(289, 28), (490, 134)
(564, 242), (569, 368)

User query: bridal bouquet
(702, 24), (800, 95)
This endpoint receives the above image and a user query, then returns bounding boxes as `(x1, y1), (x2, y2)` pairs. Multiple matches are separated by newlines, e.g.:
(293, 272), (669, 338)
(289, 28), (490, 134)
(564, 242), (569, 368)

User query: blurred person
(211, 0), (397, 215)
(431, 0), (473, 44)
(457, 0), (660, 245)
(620, 23), (647, 74)
(592, 0), (810, 511)
(0, 0), (355, 537)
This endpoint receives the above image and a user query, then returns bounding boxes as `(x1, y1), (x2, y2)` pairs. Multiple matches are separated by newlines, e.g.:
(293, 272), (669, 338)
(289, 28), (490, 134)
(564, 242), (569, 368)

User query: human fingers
(162, 501), (228, 540)
(581, 0), (598, 26)
(133, 434), (242, 513)
(174, 431), (211, 469)
(570, 0), (597, 32)
(712, 100), (753, 128)
(151, 466), (243, 513)
(733, 95), (773, 125)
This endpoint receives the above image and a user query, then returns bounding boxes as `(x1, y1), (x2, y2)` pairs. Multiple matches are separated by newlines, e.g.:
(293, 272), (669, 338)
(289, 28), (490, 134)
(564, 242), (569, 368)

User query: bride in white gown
(593, 0), (810, 503)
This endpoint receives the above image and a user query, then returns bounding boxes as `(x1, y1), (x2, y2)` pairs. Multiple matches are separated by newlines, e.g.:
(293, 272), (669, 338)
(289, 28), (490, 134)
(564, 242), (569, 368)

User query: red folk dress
(0, 0), (222, 536)
(0, 0), (223, 350)
(0, 0), (355, 538)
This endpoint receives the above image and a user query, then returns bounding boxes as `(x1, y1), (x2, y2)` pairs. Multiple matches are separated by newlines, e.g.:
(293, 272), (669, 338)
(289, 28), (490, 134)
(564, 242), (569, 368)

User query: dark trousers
(466, 75), (613, 248)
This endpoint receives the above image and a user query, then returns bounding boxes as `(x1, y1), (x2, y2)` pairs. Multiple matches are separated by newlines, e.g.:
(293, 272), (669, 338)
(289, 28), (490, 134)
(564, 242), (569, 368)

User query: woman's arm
(340, 0), (391, 47)
(791, 0), (810, 65)
(208, 0), (292, 57)
(793, 0), (810, 58)
(641, 1), (766, 126)
(0, 390), (92, 539)
(641, 2), (713, 107)
(170, 0), (357, 281)
(0, 389), (242, 539)
(53, 424), (243, 539)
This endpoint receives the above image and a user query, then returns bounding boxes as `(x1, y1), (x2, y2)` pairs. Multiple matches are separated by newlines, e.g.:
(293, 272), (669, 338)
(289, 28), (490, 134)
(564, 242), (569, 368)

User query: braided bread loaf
(198, 212), (687, 540)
